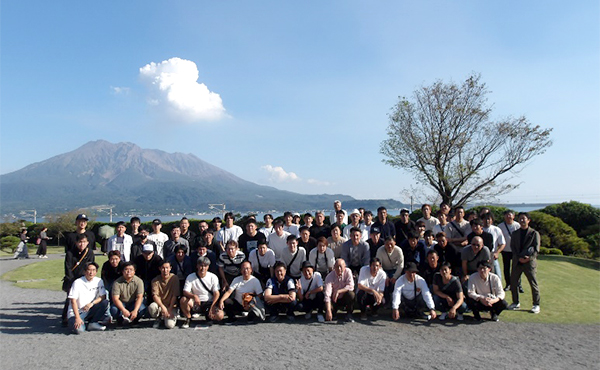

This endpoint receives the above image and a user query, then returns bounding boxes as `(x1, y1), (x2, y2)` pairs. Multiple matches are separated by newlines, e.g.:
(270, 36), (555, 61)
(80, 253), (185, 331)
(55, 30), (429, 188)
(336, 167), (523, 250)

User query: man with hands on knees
(324, 259), (356, 323)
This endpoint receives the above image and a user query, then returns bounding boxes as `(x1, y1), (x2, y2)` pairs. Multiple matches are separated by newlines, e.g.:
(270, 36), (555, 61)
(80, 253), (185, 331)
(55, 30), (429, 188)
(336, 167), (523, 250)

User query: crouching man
(111, 262), (146, 325)
(324, 259), (356, 323)
(148, 260), (180, 329)
(67, 262), (110, 334)
(180, 257), (222, 328)
(467, 260), (508, 321)
(296, 261), (325, 323)
(391, 262), (437, 321)
(264, 261), (297, 322)
(218, 261), (265, 324)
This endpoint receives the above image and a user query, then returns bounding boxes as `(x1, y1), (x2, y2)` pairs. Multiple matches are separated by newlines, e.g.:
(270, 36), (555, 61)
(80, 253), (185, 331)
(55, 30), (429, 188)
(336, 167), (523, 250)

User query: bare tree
(380, 73), (553, 207)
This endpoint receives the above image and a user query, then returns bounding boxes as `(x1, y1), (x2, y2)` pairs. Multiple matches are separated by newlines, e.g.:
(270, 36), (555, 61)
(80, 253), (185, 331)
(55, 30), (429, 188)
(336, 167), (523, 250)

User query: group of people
(61, 200), (541, 334)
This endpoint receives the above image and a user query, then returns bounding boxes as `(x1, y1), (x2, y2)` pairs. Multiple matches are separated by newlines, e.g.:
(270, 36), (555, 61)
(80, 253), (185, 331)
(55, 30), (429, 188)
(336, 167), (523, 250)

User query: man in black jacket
(62, 233), (95, 326)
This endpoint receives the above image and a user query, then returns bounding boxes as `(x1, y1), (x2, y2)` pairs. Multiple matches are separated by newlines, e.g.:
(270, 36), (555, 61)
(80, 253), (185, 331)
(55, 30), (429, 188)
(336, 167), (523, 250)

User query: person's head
(421, 204), (432, 218)
(130, 217), (141, 230)
(358, 208), (365, 220)
(203, 229), (214, 244)
(198, 221), (209, 233)
(439, 203), (450, 215)
(84, 262), (99, 280)
(316, 237), (328, 253)
(283, 211), (293, 225)
(180, 217), (190, 232)
(424, 230), (434, 244)
(399, 208), (410, 223)
(114, 221), (126, 236)
(436, 210), (447, 224)
(377, 207), (387, 223)
(175, 245), (186, 261)
(197, 256), (211, 277)
(330, 224), (341, 239)
(364, 210), (373, 224)
(335, 210), (345, 224)
(273, 220), (284, 235)
(314, 211), (325, 226)
(301, 261), (314, 280)
(518, 212), (531, 229)
(152, 219), (162, 232)
(257, 241), (268, 256)
(477, 260), (492, 280)
(436, 232), (448, 247)
(40, 225), (48, 232)
(303, 213), (313, 226)
(350, 227), (362, 245)
(108, 250), (121, 267)
(273, 261), (287, 282)
(470, 219), (483, 235)
(350, 209), (361, 225)
(466, 210), (478, 222)
(334, 258), (346, 277)
(369, 257), (381, 276)
(159, 260), (172, 278)
(416, 220), (426, 235)
(471, 236), (484, 253)
(142, 244), (155, 260)
(225, 240), (239, 258)
(427, 250), (439, 268)
(171, 225), (181, 239)
(440, 262), (453, 280)
(454, 206), (465, 221)
(75, 214), (89, 229)
(263, 214), (273, 226)
(76, 233), (89, 251)
(122, 262), (136, 280)
(407, 232), (418, 249)
(481, 212), (494, 227)
(299, 226), (310, 241)
(138, 225), (149, 240)
(370, 226), (381, 243)
(292, 214), (301, 225)
(212, 217), (222, 230)
(240, 261), (253, 279)
(404, 262), (419, 282)
(503, 210), (515, 224)
(197, 244), (208, 256)
(333, 200), (342, 211)
(286, 235), (298, 251)
(478, 207), (491, 218)
(245, 219), (257, 235)
(224, 212), (235, 227)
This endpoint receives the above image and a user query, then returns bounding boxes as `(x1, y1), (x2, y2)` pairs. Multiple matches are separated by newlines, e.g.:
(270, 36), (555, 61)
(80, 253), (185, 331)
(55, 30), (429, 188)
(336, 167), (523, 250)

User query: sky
(1, 1), (599, 207)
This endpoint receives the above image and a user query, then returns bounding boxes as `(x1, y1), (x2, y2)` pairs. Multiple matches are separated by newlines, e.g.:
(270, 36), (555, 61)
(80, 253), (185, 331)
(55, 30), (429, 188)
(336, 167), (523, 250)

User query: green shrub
(530, 211), (590, 257)
(540, 247), (563, 255)
(0, 236), (21, 253)
(540, 201), (600, 237)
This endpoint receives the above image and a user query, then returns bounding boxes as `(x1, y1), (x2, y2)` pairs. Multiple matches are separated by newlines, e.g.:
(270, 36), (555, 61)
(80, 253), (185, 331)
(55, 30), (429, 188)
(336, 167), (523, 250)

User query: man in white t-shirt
(268, 220), (291, 260)
(106, 221), (134, 262)
(283, 211), (300, 237)
(417, 204), (440, 232)
(481, 213), (506, 281)
(498, 210), (521, 291)
(180, 257), (221, 328)
(357, 258), (386, 320)
(296, 261), (325, 322)
(216, 212), (244, 249)
(218, 261), (265, 323)
(330, 200), (348, 226)
(343, 209), (369, 242)
(67, 262), (110, 334)
(147, 219), (169, 258)
(259, 214), (275, 239)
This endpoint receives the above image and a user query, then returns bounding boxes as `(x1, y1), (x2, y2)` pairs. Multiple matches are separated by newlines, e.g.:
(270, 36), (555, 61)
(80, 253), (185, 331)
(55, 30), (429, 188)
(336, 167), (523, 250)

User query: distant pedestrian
(13, 229), (30, 259)
(36, 226), (50, 258)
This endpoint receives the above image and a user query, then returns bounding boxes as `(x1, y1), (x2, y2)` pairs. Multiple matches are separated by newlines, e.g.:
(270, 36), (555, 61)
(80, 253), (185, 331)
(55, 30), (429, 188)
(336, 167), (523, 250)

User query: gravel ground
(1, 255), (599, 370)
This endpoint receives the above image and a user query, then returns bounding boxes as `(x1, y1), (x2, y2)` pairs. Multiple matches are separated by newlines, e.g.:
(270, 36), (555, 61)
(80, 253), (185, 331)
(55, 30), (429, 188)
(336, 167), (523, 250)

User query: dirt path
(0, 256), (598, 369)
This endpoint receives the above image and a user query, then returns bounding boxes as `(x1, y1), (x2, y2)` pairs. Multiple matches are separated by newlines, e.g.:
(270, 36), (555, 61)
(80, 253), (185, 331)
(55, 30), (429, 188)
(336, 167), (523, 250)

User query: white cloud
(307, 178), (332, 186)
(111, 86), (130, 95)
(261, 165), (300, 183)
(139, 57), (226, 122)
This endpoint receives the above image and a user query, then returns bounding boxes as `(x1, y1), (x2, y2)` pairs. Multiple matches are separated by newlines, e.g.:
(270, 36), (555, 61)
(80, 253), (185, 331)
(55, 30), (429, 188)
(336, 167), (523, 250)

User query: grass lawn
(2, 254), (598, 324)
(0, 245), (66, 257)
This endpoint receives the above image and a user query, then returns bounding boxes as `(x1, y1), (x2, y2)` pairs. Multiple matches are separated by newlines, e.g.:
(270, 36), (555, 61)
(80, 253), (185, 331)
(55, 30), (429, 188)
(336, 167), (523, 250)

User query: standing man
(283, 211), (300, 237)
(297, 226), (317, 253)
(267, 220), (291, 260)
(216, 212), (244, 250)
(343, 209), (369, 241)
(179, 217), (197, 252)
(134, 244), (164, 295)
(278, 235), (307, 280)
(372, 206), (396, 241)
(309, 211), (331, 239)
(461, 236), (491, 284)
(481, 213), (506, 281)
(106, 221), (134, 262)
(508, 212), (541, 314)
(238, 219), (267, 255)
(147, 219), (168, 259)
(163, 225), (190, 260)
(341, 227), (370, 276)
(498, 210), (522, 291)
(330, 200), (348, 226)
(148, 260), (180, 329)
(129, 217), (142, 244)
(417, 204), (439, 232)
(447, 206), (470, 246)
(259, 214), (274, 238)
(324, 259), (355, 323)
(66, 214), (96, 253)
(217, 240), (246, 291)
(395, 208), (417, 246)
(62, 233), (95, 326)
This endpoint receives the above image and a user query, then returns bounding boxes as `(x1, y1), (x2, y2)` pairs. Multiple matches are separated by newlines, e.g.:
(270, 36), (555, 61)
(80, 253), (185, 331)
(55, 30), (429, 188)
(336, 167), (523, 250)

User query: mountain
(0, 140), (404, 215)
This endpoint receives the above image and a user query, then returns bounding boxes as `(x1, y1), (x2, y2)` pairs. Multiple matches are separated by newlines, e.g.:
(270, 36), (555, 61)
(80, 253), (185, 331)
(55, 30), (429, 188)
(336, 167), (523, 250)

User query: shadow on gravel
(0, 301), (65, 335)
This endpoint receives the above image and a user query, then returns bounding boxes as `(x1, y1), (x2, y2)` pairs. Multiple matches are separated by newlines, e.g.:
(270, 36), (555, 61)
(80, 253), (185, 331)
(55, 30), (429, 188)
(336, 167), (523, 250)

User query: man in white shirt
(278, 235), (307, 280)
(343, 209), (369, 241)
(106, 221), (134, 262)
(296, 261), (325, 322)
(259, 214), (274, 238)
(357, 258), (386, 320)
(391, 262), (437, 321)
(216, 212), (243, 249)
(481, 213), (506, 281)
(283, 211), (300, 237)
(147, 219), (169, 258)
(180, 257), (221, 328)
(417, 204), (440, 232)
(268, 220), (291, 260)
(67, 262), (110, 334)
(467, 260), (508, 321)
(330, 200), (348, 226)
(218, 261), (265, 324)
(498, 210), (521, 291)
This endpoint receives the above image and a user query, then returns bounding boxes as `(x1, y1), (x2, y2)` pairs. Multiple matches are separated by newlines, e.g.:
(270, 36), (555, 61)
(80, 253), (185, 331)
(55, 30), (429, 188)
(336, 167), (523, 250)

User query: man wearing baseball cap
(65, 214), (96, 253)
(391, 262), (436, 321)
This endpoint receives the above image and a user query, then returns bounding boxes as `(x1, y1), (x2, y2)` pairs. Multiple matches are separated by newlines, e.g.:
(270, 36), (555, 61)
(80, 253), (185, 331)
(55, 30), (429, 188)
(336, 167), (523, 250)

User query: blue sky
(2, 1), (599, 206)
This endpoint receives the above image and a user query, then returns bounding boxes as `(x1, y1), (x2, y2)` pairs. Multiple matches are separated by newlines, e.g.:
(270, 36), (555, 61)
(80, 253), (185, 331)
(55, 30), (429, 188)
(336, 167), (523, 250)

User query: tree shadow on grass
(0, 300), (66, 335)
(539, 255), (600, 271)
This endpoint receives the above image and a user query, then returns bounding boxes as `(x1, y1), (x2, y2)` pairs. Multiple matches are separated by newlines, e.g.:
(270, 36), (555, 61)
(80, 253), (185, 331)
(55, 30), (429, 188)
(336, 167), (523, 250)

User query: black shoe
(504, 285), (510, 292)
(473, 311), (481, 321)
(491, 313), (499, 322)
(519, 286), (525, 293)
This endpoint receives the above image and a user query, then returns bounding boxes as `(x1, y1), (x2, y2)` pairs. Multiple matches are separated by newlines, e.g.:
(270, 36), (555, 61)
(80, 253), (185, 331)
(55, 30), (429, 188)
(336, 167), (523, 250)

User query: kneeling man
(392, 262), (436, 321)
(111, 262), (146, 325)
(467, 260), (508, 321)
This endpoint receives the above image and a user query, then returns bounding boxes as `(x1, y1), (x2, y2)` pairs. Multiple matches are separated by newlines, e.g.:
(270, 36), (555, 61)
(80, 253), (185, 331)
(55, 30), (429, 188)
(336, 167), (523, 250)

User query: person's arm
(70, 298), (84, 329)
(448, 291), (464, 319)
(461, 260), (469, 282)
(112, 294), (129, 318)
(218, 288), (233, 310)
(218, 266), (229, 290)
(130, 293), (143, 320)
(393, 249), (404, 281)
(420, 281), (437, 319)
(391, 280), (402, 320)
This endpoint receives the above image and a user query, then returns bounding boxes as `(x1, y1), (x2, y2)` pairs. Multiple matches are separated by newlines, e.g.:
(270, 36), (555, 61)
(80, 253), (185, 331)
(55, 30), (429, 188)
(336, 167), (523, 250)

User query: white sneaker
(508, 303), (520, 310)
(317, 314), (325, 323)
(439, 312), (447, 321)
(192, 313), (200, 319)
(530, 305), (540, 314)
(87, 322), (106, 331)
(457, 314), (464, 321)
(305, 312), (312, 320)
(122, 316), (131, 324)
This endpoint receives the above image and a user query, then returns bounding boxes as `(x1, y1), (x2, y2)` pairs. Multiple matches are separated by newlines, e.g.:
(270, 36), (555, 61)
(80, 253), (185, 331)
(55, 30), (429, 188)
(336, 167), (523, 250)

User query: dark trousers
(466, 297), (508, 315)
(357, 290), (381, 314)
(331, 290), (355, 314)
(267, 300), (298, 316)
(399, 294), (429, 317)
(36, 241), (47, 256)
(501, 251), (521, 288)
(296, 292), (325, 314)
(433, 295), (467, 314)
(511, 260), (540, 305)
(223, 298), (260, 321)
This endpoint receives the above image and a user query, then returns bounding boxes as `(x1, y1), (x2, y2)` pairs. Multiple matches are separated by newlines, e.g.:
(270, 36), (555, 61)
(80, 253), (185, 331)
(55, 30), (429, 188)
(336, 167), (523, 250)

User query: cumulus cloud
(261, 165), (300, 182)
(139, 57), (226, 122)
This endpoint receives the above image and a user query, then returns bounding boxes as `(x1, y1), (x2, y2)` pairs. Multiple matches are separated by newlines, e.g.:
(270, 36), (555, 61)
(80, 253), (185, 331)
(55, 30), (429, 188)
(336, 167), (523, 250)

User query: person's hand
(429, 310), (437, 319)
(493, 252), (499, 260)
(519, 256), (530, 264)
(166, 306), (175, 319)
(332, 290), (339, 303)
(160, 305), (169, 318)
(448, 307), (457, 319)
(304, 292), (310, 300)
(74, 317), (84, 329)
(374, 291), (383, 305)
(445, 296), (454, 306)
(194, 295), (202, 306)
(223, 283), (230, 292)
(122, 309), (131, 318)
(130, 309), (138, 321)
(325, 309), (333, 321)
(392, 309), (400, 321)
(461, 275), (469, 283)
(482, 297), (492, 307)
(82, 303), (93, 312)
(218, 301), (224, 310)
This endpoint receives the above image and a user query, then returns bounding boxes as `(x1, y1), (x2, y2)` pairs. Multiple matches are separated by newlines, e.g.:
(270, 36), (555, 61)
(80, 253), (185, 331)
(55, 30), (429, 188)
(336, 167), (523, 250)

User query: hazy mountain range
(0, 140), (404, 216)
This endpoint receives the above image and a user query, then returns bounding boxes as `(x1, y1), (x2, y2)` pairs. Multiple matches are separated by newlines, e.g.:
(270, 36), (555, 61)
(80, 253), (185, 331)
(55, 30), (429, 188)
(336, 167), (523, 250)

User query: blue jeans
(110, 300), (147, 323)
(433, 294), (467, 314)
(68, 300), (110, 334)
(493, 259), (502, 281)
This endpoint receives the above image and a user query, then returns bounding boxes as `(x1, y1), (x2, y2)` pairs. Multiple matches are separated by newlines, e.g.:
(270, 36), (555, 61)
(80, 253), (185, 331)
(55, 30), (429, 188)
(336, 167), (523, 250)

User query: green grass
(1, 254), (599, 324)
(0, 245), (65, 257)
